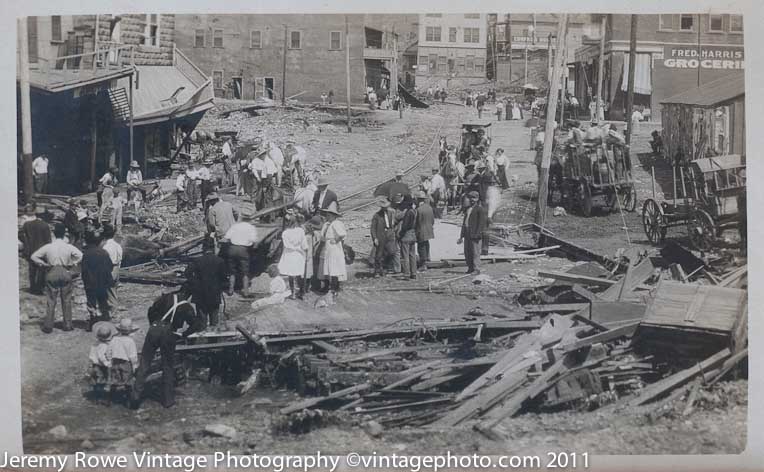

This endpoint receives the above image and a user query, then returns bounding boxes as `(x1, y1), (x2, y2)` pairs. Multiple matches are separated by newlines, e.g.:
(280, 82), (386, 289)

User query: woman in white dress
(319, 202), (347, 296)
(278, 218), (309, 299)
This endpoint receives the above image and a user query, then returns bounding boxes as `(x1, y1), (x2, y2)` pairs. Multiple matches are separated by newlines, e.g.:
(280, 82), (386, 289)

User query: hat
(34, 205), (46, 215)
(475, 161), (487, 170)
(317, 178), (329, 187)
(79, 200), (89, 207)
(395, 170), (404, 177)
(93, 321), (116, 342)
(467, 191), (480, 199)
(432, 167), (440, 173)
(116, 318), (139, 334)
(306, 216), (323, 229)
(130, 160), (140, 168)
(203, 158), (214, 165)
(377, 197), (391, 208)
(320, 201), (341, 217)
(416, 191), (428, 200)
(391, 193), (404, 204)
(206, 191), (220, 201)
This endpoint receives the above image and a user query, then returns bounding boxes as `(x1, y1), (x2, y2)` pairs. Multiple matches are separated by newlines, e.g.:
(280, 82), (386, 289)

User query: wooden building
(660, 73), (744, 162)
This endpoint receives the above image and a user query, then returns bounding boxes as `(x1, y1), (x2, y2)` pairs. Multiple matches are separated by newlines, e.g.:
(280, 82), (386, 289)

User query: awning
(621, 53), (652, 95)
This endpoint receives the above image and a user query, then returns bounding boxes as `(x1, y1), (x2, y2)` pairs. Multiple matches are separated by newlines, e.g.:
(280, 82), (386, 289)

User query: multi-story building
(415, 13), (488, 89)
(572, 13), (744, 121)
(18, 14), (214, 194)
(173, 14), (418, 103)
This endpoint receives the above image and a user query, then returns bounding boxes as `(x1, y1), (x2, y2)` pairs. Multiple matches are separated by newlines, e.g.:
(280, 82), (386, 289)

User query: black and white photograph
(12, 5), (752, 462)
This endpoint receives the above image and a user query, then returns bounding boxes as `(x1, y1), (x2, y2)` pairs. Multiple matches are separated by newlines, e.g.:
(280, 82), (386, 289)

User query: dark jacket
(81, 245), (114, 295)
(398, 207), (417, 242)
(19, 219), (51, 258)
(184, 254), (228, 312)
(370, 208), (396, 244)
(477, 170), (497, 202)
(461, 204), (487, 240)
(415, 202), (435, 241)
(147, 291), (197, 338)
(312, 189), (339, 213)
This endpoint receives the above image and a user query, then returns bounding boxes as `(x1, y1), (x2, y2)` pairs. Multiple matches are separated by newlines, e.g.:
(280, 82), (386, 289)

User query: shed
(660, 74), (745, 162)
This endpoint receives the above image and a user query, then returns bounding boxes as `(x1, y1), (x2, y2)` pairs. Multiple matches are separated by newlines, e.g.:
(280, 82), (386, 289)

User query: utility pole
(129, 47), (135, 172)
(697, 14), (702, 87)
(345, 15), (352, 133)
(535, 13), (568, 226)
(18, 18), (34, 202)
(391, 27), (398, 100)
(507, 14), (512, 86)
(625, 15), (637, 145)
(595, 15), (606, 123)
(281, 25), (288, 106)
(547, 33), (552, 85)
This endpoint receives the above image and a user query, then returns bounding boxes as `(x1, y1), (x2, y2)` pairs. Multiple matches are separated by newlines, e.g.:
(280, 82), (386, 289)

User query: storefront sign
(663, 46), (744, 70)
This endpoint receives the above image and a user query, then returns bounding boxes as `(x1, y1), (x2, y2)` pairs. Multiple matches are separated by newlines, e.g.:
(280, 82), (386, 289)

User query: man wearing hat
(312, 177), (338, 215)
(185, 161), (201, 210)
(126, 160), (145, 202)
(175, 164), (190, 213)
(415, 191), (435, 270)
(32, 153), (49, 194)
(81, 231), (115, 329)
(198, 159), (215, 213)
(206, 192), (238, 253)
(19, 204), (52, 295)
(247, 145), (267, 204)
(430, 167), (446, 218)
(268, 142), (285, 187)
(457, 191), (487, 274)
(370, 197), (397, 277)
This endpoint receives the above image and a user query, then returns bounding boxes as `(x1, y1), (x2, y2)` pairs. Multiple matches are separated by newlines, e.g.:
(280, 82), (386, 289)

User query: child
(130, 190), (143, 223)
(98, 186), (114, 223)
(88, 321), (115, 404)
(110, 190), (127, 233)
(109, 319), (139, 403)
(278, 218), (309, 299)
(251, 264), (290, 310)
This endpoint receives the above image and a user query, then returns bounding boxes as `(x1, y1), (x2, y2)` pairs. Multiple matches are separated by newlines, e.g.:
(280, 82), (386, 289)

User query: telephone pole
(18, 18), (34, 202)
(625, 15), (637, 145)
(595, 15), (606, 122)
(345, 15), (352, 133)
(281, 25), (288, 106)
(535, 14), (568, 226)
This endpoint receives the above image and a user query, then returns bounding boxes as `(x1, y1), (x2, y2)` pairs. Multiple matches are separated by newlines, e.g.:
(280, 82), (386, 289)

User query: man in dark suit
(415, 192), (434, 270)
(312, 178), (339, 215)
(370, 198), (397, 277)
(457, 191), (487, 274)
(19, 206), (52, 295)
(184, 243), (229, 330)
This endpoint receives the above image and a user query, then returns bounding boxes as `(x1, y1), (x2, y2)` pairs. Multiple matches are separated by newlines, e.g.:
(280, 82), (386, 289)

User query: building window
(709, 14), (723, 32)
(213, 29), (223, 48)
(457, 57), (465, 73)
(250, 30), (262, 48)
(425, 26), (441, 42)
(212, 70), (224, 90)
(464, 27), (480, 43)
(729, 15), (743, 33)
(290, 31), (301, 49)
(425, 13), (442, 18)
(144, 14), (160, 47)
(658, 14), (673, 31)
(428, 54), (437, 73)
(679, 14), (695, 31)
(330, 31), (341, 50)
(51, 15), (62, 42)
(465, 55), (474, 72)
(27, 17), (38, 63)
(449, 27), (457, 42)
(418, 55), (427, 67)
(464, 14), (480, 19)
(438, 55), (447, 74)
(194, 29), (205, 47)
(475, 59), (484, 74)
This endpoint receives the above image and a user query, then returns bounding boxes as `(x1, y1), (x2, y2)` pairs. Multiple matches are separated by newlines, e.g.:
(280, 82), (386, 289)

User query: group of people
(426, 87), (448, 103)
(494, 97), (524, 121)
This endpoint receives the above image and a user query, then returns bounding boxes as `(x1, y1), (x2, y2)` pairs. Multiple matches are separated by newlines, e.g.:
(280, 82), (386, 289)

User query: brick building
(414, 13), (488, 89)
(572, 14), (744, 121)
(173, 14), (418, 103)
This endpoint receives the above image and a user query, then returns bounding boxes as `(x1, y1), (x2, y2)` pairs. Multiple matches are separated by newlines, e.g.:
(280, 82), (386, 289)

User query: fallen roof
(660, 74), (745, 108)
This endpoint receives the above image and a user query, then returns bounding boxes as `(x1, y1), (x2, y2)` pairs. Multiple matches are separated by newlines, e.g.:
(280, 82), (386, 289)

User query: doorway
(264, 77), (274, 99)
(232, 77), (243, 99)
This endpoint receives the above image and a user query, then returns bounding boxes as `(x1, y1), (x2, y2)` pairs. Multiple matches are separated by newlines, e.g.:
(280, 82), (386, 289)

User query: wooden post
(281, 25), (288, 106)
(18, 18), (35, 202)
(345, 15), (352, 133)
(391, 28), (398, 100)
(129, 72), (134, 169)
(625, 15), (637, 145)
(94, 15), (100, 68)
(595, 15), (606, 123)
(547, 33), (552, 84)
(651, 165), (657, 200)
(90, 106), (97, 189)
(697, 14), (702, 87)
(534, 14), (568, 226)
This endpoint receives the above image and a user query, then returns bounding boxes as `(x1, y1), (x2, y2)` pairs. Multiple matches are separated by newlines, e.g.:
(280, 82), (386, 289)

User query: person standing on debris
(328, 90), (334, 104)
(175, 165), (189, 213)
(370, 198), (396, 278)
(312, 178), (338, 215)
(31, 223), (83, 333)
(429, 167), (446, 218)
(126, 161), (145, 202)
(278, 217), (310, 299)
(415, 192), (434, 271)
(397, 194), (418, 280)
(285, 142), (307, 186)
(495, 148), (510, 189)
(222, 137), (234, 187)
(32, 153), (49, 194)
(100, 224), (122, 313)
(321, 92), (328, 105)
(19, 205), (52, 295)
(319, 202), (347, 295)
(110, 190), (127, 234)
(63, 200), (87, 246)
(198, 159), (215, 212)
(222, 219), (258, 297)
(268, 142), (285, 187)
(458, 191), (487, 275)
(206, 192), (239, 250)
(96, 167), (118, 209)
(235, 145), (252, 197)
(132, 290), (197, 409)
(185, 243), (228, 330)
(82, 231), (114, 329)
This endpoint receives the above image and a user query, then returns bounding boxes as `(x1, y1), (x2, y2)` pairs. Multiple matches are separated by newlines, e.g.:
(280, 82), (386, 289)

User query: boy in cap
(109, 318), (139, 404)
(88, 321), (115, 403)
(415, 192), (434, 270)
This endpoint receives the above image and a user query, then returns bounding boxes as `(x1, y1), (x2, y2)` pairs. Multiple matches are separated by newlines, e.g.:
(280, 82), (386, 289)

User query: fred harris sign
(663, 46), (744, 70)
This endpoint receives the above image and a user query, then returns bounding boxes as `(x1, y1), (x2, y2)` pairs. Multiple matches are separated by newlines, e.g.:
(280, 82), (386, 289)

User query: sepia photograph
(14, 8), (749, 459)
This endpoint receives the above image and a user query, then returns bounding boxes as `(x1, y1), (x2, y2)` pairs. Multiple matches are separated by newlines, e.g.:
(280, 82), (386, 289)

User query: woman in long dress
(278, 218), (309, 299)
(319, 202), (347, 296)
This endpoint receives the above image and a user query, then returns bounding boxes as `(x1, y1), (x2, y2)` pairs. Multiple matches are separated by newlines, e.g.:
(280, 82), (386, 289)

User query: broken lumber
(160, 234), (205, 258)
(175, 340), (247, 352)
(537, 270), (617, 287)
(600, 257), (656, 301)
(536, 232), (627, 272)
(280, 382), (372, 415)
(311, 340), (341, 353)
(119, 272), (186, 286)
(708, 348), (747, 386)
(561, 322), (640, 352)
(351, 397), (453, 414)
(524, 303), (590, 314)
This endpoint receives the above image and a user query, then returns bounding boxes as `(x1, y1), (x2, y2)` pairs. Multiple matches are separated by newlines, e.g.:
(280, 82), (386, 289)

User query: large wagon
(458, 122), (492, 164)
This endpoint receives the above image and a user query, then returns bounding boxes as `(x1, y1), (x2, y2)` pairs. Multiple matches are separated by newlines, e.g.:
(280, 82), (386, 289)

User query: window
(709, 14), (723, 32)
(658, 14), (673, 31)
(465, 55), (474, 72)
(250, 30), (262, 48)
(475, 59), (484, 74)
(212, 70), (224, 90)
(194, 29), (205, 47)
(425, 26), (441, 42)
(457, 57), (465, 73)
(27, 17), (38, 63)
(448, 58), (455, 73)
(438, 56), (447, 74)
(464, 27), (480, 43)
(213, 29), (223, 48)
(330, 31), (341, 50)
(425, 13), (442, 18)
(680, 14), (694, 31)
(449, 27), (457, 42)
(290, 31), (301, 49)
(729, 15), (743, 33)
(464, 14), (480, 19)
(144, 14), (159, 47)
(428, 54), (437, 74)
(51, 15), (62, 42)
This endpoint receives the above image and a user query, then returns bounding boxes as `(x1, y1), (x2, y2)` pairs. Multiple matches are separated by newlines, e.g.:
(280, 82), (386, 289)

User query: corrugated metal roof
(660, 74), (745, 108)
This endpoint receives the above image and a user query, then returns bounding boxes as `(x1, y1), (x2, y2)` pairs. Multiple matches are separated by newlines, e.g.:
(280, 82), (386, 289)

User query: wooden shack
(660, 74), (745, 162)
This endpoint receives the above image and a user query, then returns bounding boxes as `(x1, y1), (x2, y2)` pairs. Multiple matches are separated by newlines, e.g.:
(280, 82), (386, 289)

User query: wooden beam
(175, 340), (247, 352)
(280, 382), (372, 415)
(350, 397), (452, 414)
(524, 303), (590, 314)
(572, 284), (602, 302)
(311, 340), (341, 353)
(537, 270), (616, 287)
(560, 321), (640, 352)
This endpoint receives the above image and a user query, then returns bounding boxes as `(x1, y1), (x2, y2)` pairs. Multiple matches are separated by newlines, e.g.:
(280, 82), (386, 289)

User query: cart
(458, 122), (492, 164)
(552, 139), (637, 217)
(641, 154), (746, 251)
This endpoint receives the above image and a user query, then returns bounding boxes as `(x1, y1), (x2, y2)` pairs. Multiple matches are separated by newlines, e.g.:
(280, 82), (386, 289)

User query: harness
(157, 294), (195, 326)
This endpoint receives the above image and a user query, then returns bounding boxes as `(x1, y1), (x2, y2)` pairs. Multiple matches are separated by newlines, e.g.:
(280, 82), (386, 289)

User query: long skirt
(321, 241), (347, 281)
(486, 185), (501, 219)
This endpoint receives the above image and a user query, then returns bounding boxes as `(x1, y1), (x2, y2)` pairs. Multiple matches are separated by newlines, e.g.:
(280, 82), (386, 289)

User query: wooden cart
(458, 122), (492, 164)
(641, 154), (746, 251)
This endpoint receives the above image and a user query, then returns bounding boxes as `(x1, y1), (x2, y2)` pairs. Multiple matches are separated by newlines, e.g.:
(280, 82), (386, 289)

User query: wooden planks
(560, 322), (640, 352)
(537, 270), (617, 288)
(524, 303), (590, 314)
(280, 383), (372, 414)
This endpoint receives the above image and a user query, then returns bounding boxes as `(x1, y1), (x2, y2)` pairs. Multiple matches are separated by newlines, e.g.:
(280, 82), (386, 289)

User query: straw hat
(130, 160), (140, 168)
(467, 191), (480, 199)
(306, 216), (323, 230)
(395, 170), (404, 177)
(116, 318), (139, 334)
(320, 201), (341, 216)
(317, 177), (329, 187)
(377, 197), (391, 208)
(93, 321), (116, 342)
(416, 191), (428, 200)
(475, 161), (487, 170)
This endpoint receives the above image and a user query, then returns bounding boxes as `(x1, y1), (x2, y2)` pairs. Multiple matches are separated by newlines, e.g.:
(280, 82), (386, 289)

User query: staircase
(108, 87), (131, 122)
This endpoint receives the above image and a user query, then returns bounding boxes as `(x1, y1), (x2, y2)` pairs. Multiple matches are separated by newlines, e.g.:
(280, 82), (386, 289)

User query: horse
(442, 152), (462, 210)
(438, 136), (448, 167)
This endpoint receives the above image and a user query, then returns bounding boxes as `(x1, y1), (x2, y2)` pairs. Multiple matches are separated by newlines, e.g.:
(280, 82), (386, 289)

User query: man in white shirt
(100, 224), (123, 312)
(198, 159), (214, 212)
(268, 142), (284, 187)
(185, 162), (201, 209)
(32, 153), (49, 194)
(429, 167), (447, 218)
(126, 160), (144, 202)
(285, 142), (307, 187)
(222, 220), (258, 296)
(175, 166), (188, 213)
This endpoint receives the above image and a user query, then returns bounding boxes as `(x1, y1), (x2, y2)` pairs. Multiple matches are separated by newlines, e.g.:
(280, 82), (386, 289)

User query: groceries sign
(662, 46), (744, 70)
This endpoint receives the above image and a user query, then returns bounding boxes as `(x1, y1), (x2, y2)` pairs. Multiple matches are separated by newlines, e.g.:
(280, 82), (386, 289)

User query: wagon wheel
(642, 199), (666, 245)
(621, 185), (637, 212)
(578, 180), (593, 217)
(687, 208), (716, 252)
